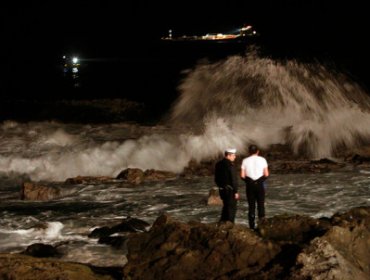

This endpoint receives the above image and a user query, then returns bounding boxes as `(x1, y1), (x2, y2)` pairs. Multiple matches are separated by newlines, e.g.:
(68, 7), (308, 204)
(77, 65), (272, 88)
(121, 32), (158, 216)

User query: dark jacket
(214, 158), (238, 193)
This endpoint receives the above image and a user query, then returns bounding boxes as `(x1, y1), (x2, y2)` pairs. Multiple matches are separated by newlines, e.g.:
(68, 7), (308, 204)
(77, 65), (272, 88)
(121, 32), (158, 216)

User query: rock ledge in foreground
(123, 206), (370, 280)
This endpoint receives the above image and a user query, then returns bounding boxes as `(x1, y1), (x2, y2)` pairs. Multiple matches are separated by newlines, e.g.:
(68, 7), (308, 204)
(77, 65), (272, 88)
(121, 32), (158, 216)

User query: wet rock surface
(88, 217), (150, 249)
(22, 243), (61, 258)
(206, 187), (223, 206)
(0, 207), (368, 279)
(0, 253), (120, 280)
(123, 214), (280, 280)
(116, 168), (177, 184)
(290, 207), (370, 279)
(122, 206), (370, 280)
(20, 182), (61, 201)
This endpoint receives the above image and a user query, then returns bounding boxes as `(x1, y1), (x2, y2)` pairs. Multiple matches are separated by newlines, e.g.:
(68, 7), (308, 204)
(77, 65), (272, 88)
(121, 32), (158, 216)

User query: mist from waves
(2, 51), (370, 181)
(170, 50), (370, 158)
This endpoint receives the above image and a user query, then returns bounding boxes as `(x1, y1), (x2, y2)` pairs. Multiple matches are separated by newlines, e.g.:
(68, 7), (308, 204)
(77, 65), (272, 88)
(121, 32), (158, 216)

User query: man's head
(248, 144), (259, 155)
(225, 148), (237, 162)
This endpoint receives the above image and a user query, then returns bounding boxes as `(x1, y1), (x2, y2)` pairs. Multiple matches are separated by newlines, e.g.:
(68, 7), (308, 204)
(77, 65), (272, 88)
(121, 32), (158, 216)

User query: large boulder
(291, 206), (370, 280)
(88, 217), (150, 250)
(22, 243), (60, 258)
(123, 214), (280, 280)
(206, 187), (222, 206)
(116, 168), (145, 184)
(122, 207), (370, 280)
(20, 182), (61, 201)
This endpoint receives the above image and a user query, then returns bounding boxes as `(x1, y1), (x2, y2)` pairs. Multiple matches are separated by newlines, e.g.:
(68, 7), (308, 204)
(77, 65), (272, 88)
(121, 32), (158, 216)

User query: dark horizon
(2, 0), (370, 103)
(3, 1), (368, 48)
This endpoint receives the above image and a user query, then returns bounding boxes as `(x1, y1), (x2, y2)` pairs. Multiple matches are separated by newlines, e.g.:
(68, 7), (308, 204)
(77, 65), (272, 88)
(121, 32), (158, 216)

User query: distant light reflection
(62, 55), (81, 87)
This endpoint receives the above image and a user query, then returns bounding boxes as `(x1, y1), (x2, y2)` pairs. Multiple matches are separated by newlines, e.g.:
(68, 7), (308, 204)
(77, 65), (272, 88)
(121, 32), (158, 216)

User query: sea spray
(170, 51), (370, 158)
(1, 52), (370, 181)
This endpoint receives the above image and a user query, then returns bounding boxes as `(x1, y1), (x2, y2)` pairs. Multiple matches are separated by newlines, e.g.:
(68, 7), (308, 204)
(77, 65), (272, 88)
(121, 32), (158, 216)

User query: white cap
(225, 148), (237, 154)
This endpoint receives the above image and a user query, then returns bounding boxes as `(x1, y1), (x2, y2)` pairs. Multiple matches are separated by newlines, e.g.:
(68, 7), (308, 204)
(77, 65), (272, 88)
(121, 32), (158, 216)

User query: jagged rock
(20, 181), (80, 201)
(330, 205), (370, 228)
(116, 168), (144, 184)
(123, 214), (280, 280)
(258, 214), (330, 243)
(143, 169), (177, 181)
(181, 152), (348, 177)
(20, 182), (61, 201)
(206, 187), (222, 206)
(22, 243), (60, 258)
(64, 176), (112, 185)
(347, 146), (370, 165)
(0, 253), (116, 280)
(89, 217), (149, 245)
(268, 160), (345, 174)
(350, 154), (370, 166)
(291, 224), (370, 279)
(98, 236), (127, 249)
(116, 168), (177, 184)
(122, 208), (370, 280)
(111, 217), (150, 233)
(89, 226), (112, 238)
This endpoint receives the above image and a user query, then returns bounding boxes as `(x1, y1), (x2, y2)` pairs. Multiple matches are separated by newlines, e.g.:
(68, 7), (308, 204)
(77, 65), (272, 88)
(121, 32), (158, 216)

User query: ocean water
(1, 47), (370, 267)
(0, 144), (369, 267)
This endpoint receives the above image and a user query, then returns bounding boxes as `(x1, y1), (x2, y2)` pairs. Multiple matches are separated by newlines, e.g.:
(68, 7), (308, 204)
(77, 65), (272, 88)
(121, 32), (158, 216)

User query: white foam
(1, 52), (370, 181)
(43, 221), (64, 240)
(42, 129), (76, 146)
(0, 221), (65, 251)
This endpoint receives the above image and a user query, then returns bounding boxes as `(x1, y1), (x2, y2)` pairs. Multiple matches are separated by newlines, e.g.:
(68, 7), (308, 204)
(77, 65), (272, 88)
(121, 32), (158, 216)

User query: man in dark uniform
(214, 148), (240, 223)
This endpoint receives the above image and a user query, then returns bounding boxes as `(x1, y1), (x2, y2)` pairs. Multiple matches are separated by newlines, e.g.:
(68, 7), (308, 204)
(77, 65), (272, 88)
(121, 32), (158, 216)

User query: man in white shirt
(240, 145), (269, 229)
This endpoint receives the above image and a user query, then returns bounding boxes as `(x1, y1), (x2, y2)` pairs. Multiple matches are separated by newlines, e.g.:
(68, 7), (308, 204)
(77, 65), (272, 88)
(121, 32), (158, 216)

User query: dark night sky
(2, 1), (368, 53)
(1, 0), (370, 99)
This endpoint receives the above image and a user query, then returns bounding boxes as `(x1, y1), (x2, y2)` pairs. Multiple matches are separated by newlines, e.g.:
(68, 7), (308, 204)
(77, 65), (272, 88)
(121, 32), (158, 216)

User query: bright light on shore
(72, 57), (79, 64)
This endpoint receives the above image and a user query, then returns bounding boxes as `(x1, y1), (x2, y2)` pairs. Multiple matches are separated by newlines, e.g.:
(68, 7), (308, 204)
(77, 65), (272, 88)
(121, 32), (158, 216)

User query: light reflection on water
(0, 170), (369, 266)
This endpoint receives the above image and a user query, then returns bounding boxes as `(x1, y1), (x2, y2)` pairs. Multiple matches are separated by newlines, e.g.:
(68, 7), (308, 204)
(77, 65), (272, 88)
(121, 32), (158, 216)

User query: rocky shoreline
(122, 206), (370, 280)
(3, 144), (370, 279)
(0, 253), (123, 280)
(0, 206), (369, 280)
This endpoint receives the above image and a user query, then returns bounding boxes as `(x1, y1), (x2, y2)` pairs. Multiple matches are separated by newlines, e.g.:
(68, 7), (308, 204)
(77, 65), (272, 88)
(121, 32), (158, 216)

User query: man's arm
(233, 171), (240, 200)
(240, 163), (247, 179)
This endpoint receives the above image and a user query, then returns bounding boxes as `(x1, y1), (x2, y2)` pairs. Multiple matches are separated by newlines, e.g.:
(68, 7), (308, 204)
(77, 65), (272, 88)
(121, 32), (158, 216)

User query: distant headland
(161, 24), (258, 42)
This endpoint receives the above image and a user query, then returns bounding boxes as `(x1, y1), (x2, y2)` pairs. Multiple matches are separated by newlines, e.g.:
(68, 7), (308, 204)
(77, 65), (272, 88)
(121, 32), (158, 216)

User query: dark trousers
(245, 180), (265, 229)
(219, 189), (237, 223)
